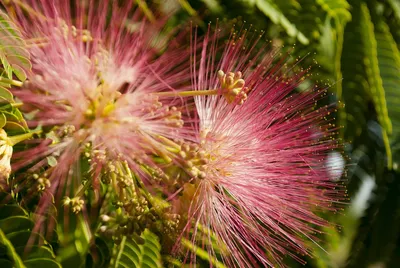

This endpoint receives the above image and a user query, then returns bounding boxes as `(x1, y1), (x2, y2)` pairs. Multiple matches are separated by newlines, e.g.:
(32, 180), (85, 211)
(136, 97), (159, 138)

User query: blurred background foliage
(1, 0), (400, 267)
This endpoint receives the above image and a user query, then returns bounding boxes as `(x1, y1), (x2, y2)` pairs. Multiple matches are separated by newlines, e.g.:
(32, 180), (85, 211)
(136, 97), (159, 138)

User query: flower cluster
(3, 1), (342, 267)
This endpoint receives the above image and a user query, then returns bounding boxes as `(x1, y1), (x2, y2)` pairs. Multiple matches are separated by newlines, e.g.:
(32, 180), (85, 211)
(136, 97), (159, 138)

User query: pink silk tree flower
(3, 0), (190, 224)
(175, 27), (343, 267)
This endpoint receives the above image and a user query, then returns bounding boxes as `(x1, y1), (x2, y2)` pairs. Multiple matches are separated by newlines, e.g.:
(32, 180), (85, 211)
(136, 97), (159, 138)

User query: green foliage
(0, 9), (31, 82)
(0, 90), (29, 135)
(359, 3), (392, 166)
(110, 229), (162, 268)
(375, 19), (400, 164)
(0, 9), (29, 135)
(0, 195), (61, 268)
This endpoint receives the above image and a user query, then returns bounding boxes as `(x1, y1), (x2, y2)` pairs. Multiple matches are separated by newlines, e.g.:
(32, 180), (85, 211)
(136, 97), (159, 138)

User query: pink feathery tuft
(5, 0), (191, 222)
(177, 25), (343, 267)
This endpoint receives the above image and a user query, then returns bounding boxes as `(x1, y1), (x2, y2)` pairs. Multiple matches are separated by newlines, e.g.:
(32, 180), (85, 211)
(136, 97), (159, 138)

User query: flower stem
(10, 102), (23, 108)
(75, 180), (92, 197)
(8, 129), (42, 146)
(155, 89), (219, 98)
(0, 77), (23, 87)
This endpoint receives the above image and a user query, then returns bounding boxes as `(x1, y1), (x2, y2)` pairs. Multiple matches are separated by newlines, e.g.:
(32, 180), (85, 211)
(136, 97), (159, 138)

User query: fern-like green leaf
(0, 8), (30, 136)
(340, 3), (369, 142)
(316, 0), (351, 100)
(374, 19), (400, 169)
(358, 4), (393, 167)
(0, 203), (60, 268)
(110, 229), (162, 268)
(0, 10), (31, 82)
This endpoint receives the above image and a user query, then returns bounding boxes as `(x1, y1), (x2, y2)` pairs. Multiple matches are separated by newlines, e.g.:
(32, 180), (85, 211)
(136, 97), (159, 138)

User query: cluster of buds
(58, 124), (76, 138)
(87, 148), (137, 187)
(218, 70), (251, 105)
(139, 162), (166, 184)
(32, 173), (51, 192)
(106, 159), (134, 188)
(138, 95), (184, 128)
(99, 189), (180, 241)
(63, 196), (85, 214)
(59, 19), (93, 42)
(177, 141), (208, 180)
(88, 149), (107, 166)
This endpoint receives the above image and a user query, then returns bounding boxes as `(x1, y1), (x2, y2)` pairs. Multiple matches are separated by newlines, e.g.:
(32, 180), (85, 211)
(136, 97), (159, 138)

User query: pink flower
(6, 1), (189, 216)
(177, 27), (342, 267)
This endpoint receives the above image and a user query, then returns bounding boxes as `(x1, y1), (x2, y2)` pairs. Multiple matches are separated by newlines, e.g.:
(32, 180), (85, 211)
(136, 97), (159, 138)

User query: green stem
(113, 236), (126, 268)
(181, 238), (226, 268)
(74, 180), (92, 197)
(7, 129), (42, 146)
(10, 102), (23, 108)
(0, 77), (23, 87)
(135, 0), (155, 23)
(155, 89), (219, 98)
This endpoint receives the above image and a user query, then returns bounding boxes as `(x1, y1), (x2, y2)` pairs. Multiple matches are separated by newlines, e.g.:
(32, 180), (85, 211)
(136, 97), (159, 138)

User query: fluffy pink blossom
(178, 27), (342, 267)
(5, 1), (189, 213)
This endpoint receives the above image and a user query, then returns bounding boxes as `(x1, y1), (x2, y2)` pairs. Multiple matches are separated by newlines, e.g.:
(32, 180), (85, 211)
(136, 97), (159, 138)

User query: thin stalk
(155, 89), (219, 98)
(0, 77), (23, 87)
(74, 180), (92, 197)
(8, 129), (42, 146)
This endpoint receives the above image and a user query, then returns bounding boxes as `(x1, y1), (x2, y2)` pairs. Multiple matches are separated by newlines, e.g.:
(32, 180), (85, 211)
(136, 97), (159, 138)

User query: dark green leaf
(5, 231), (43, 249)
(24, 258), (62, 268)
(0, 216), (33, 234)
(0, 205), (27, 220)
(14, 246), (55, 260)
(4, 121), (27, 134)
(0, 259), (13, 268)
(0, 229), (25, 268)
